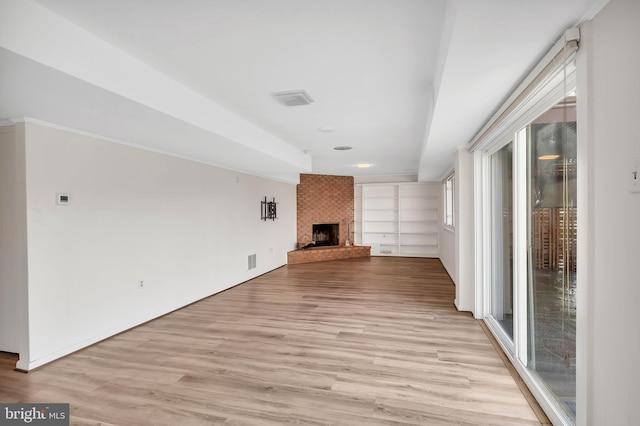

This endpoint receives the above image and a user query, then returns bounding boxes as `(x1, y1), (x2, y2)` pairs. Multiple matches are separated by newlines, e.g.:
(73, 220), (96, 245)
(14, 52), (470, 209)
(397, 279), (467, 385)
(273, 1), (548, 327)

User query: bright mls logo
(0, 404), (69, 425)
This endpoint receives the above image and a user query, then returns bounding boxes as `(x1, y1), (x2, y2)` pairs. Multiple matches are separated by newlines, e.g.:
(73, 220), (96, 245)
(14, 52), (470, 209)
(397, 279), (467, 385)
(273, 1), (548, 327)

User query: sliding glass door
(484, 93), (577, 424)
(527, 95), (577, 418)
(473, 34), (579, 426)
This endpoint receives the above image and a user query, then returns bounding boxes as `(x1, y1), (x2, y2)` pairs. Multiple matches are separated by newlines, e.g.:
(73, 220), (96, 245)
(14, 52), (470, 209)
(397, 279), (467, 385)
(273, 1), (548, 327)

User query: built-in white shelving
(354, 182), (439, 257)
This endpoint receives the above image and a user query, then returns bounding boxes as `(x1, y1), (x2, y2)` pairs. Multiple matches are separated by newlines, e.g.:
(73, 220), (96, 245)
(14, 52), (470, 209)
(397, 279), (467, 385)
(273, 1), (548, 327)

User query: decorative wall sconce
(261, 196), (277, 221)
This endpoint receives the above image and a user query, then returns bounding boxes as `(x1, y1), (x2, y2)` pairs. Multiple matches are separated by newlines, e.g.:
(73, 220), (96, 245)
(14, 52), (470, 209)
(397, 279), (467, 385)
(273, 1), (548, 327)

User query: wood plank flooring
(0, 257), (545, 425)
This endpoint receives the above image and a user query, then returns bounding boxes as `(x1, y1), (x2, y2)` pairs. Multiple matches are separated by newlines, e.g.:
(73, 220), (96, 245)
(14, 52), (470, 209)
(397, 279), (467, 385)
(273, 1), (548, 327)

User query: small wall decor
(261, 196), (277, 221)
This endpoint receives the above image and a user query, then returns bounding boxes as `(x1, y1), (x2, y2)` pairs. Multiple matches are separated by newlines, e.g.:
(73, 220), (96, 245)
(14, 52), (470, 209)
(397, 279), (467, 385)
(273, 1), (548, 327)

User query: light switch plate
(631, 159), (640, 193)
(56, 193), (70, 205)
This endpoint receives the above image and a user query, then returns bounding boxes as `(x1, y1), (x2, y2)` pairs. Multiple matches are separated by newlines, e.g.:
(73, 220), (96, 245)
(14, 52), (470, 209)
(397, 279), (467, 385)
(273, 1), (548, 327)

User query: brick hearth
(287, 245), (371, 265)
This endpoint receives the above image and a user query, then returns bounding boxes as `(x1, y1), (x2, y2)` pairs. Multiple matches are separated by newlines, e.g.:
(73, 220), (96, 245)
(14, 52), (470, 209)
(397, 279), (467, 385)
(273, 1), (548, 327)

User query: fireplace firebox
(312, 223), (339, 247)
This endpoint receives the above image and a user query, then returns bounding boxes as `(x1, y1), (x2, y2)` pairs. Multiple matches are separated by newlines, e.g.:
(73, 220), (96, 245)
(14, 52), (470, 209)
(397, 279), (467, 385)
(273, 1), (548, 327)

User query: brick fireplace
(289, 173), (369, 264)
(296, 173), (354, 247)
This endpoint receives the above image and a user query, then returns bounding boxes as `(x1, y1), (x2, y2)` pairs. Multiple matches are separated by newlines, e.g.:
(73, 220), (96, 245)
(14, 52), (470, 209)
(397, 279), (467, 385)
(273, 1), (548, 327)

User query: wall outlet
(139, 280), (144, 289)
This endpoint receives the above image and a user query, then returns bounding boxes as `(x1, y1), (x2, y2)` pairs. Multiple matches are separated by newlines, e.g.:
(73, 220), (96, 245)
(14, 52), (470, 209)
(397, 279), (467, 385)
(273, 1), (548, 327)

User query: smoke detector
(272, 90), (314, 106)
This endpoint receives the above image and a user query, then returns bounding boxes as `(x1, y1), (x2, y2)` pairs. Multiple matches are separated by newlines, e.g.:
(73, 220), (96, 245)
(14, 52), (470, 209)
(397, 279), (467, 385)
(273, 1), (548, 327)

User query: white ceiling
(0, 0), (606, 183)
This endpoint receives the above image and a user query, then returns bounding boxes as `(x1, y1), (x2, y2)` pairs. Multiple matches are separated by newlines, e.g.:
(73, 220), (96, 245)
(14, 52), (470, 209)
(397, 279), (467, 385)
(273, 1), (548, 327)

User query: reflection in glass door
(491, 142), (514, 341)
(527, 95), (577, 419)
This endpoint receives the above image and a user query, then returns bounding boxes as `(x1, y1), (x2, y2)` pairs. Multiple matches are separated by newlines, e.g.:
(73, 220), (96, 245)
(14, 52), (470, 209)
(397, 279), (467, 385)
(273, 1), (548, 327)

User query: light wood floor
(1, 257), (547, 425)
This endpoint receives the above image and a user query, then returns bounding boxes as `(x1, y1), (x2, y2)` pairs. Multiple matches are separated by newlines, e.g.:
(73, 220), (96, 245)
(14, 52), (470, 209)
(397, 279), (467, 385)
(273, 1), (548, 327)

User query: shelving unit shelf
(354, 182), (439, 258)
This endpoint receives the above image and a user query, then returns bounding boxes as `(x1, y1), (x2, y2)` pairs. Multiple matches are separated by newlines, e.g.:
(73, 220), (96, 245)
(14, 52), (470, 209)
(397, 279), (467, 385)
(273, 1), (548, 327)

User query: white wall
(17, 120), (296, 370)
(580, 0), (640, 424)
(0, 125), (27, 353)
(439, 227), (455, 281)
(451, 148), (475, 313)
(438, 147), (476, 314)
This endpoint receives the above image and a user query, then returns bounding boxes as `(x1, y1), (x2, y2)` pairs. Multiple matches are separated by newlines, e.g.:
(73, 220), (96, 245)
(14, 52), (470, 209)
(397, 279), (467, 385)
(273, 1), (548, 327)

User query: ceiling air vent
(272, 90), (314, 106)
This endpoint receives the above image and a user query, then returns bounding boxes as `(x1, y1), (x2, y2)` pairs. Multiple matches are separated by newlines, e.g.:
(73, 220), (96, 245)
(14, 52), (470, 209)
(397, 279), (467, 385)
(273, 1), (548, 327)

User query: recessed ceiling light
(356, 163), (371, 168)
(318, 126), (334, 132)
(334, 146), (352, 151)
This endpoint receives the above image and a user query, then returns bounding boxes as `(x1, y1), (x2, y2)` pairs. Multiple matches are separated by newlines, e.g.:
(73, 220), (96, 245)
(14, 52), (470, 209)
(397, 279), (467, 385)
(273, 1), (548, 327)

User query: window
(443, 173), (454, 228)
